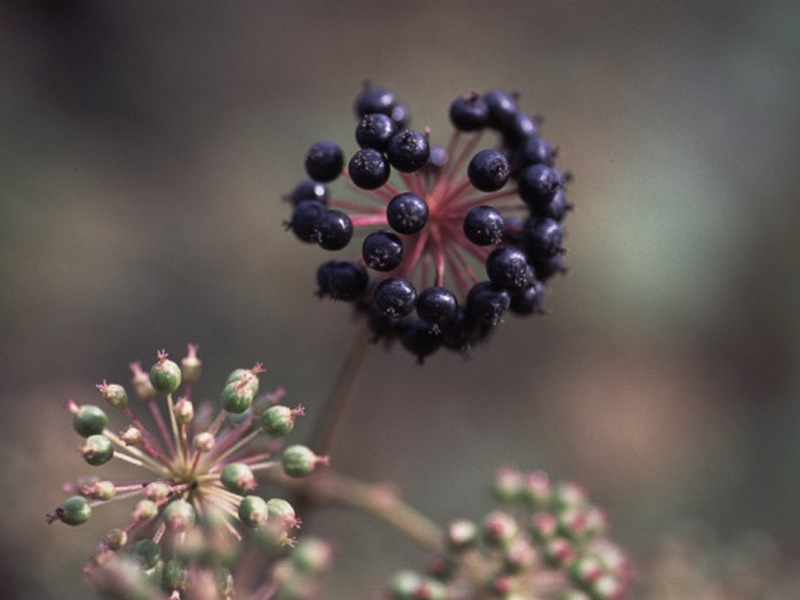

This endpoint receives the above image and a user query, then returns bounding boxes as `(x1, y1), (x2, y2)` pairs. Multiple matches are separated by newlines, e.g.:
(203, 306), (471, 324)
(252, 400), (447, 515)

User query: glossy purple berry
(486, 246), (530, 290)
(389, 102), (411, 129)
(449, 92), (489, 131)
(501, 111), (538, 146)
(518, 164), (563, 208)
(517, 136), (556, 168)
(288, 200), (325, 243)
(305, 141), (344, 183)
(354, 84), (397, 117)
(288, 179), (328, 205)
(509, 282), (546, 315)
(468, 149), (510, 192)
(525, 217), (565, 258)
(356, 113), (397, 150)
(400, 321), (442, 364)
(416, 286), (458, 327)
(387, 192), (429, 234)
(374, 276), (417, 318)
(362, 230), (403, 271)
(316, 209), (353, 250)
(316, 259), (368, 301)
(386, 129), (430, 172)
(467, 281), (510, 326)
(484, 90), (518, 129)
(348, 147), (390, 190)
(464, 205), (504, 246)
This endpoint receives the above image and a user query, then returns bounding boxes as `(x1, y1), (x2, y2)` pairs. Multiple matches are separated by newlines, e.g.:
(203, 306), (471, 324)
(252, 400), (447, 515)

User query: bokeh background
(2, 1), (799, 598)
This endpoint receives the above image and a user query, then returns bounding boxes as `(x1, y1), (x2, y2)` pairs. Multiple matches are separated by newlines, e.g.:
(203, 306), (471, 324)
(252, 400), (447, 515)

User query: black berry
(449, 92), (489, 132)
(355, 113), (397, 150)
(467, 281), (510, 326)
(486, 246), (530, 290)
(525, 217), (565, 258)
(387, 193), (429, 234)
(483, 90), (518, 129)
(416, 286), (458, 328)
(374, 276), (417, 318)
(509, 283), (545, 315)
(305, 141), (344, 183)
(316, 259), (368, 301)
(287, 179), (328, 205)
(463, 205), (504, 246)
(468, 149), (511, 192)
(288, 200), (325, 243)
(517, 136), (556, 169)
(386, 129), (430, 172)
(316, 209), (353, 250)
(362, 230), (404, 272)
(348, 148), (391, 190)
(518, 164), (563, 209)
(354, 84), (397, 117)
(400, 321), (442, 364)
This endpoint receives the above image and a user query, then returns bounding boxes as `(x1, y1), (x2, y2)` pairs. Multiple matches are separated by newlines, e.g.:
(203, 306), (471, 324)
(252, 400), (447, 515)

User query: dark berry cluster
(286, 83), (572, 361)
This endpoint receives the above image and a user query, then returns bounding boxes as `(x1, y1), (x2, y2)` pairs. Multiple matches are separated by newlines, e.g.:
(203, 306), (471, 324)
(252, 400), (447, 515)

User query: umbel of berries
(285, 83), (572, 361)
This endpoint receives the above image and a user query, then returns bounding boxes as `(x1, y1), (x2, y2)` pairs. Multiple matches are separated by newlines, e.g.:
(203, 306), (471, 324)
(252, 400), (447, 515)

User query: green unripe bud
(149, 351), (182, 393)
(388, 570), (422, 600)
(180, 344), (202, 385)
(502, 538), (536, 574)
(446, 518), (478, 552)
(291, 537), (334, 575)
(193, 431), (215, 452)
(80, 434), (114, 466)
(162, 499), (196, 532)
(162, 559), (190, 594)
(482, 511), (519, 548)
(281, 444), (327, 478)
(267, 497), (297, 527)
(84, 480), (116, 501)
(130, 362), (156, 401)
(133, 538), (161, 569)
(97, 382), (128, 410)
(143, 481), (170, 501)
(220, 463), (256, 494)
(58, 495), (92, 526)
(221, 371), (260, 414)
(493, 466), (524, 503)
(73, 405), (108, 437)
(542, 537), (576, 568)
(120, 425), (143, 445)
(260, 405), (299, 437)
(132, 499), (158, 522)
(173, 397), (194, 424)
(103, 528), (128, 550)
(238, 495), (269, 528)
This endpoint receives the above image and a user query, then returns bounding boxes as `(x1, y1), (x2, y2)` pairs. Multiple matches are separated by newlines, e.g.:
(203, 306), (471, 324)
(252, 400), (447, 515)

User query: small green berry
(238, 495), (269, 528)
(73, 405), (108, 437)
(83, 480), (116, 501)
(132, 499), (158, 522)
(260, 404), (303, 437)
(103, 528), (128, 550)
(96, 381), (128, 409)
(133, 538), (161, 569)
(162, 499), (196, 532)
(221, 371), (259, 414)
(80, 434), (114, 466)
(149, 350), (182, 394)
(143, 481), (170, 501)
(193, 431), (215, 452)
(173, 397), (194, 424)
(291, 537), (334, 575)
(220, 463), (256, 494)
(281, 444), (327, 478)
(57, 495), (92, 526)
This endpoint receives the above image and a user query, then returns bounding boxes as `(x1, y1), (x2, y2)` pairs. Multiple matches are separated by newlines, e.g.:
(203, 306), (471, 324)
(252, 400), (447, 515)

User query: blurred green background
(2, 1), (799, 597)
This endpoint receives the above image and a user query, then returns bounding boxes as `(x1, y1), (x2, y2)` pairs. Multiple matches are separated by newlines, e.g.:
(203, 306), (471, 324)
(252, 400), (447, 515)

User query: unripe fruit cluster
(286, 83), (572, 361)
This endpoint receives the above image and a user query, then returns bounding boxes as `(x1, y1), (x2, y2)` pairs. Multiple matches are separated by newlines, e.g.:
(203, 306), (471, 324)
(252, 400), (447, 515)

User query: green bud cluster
(386, 468), (631, 599)
(47, 345), (320, 600)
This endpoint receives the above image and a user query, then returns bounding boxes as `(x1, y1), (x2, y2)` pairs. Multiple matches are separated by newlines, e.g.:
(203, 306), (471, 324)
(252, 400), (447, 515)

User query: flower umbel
(47, 345), (325, 599)
(286, 83), (572, 361)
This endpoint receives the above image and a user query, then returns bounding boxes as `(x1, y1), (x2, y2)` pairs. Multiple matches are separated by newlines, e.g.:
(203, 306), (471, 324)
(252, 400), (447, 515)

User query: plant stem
(307, 324), (372, 456)
(272, 468), (444, 554)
